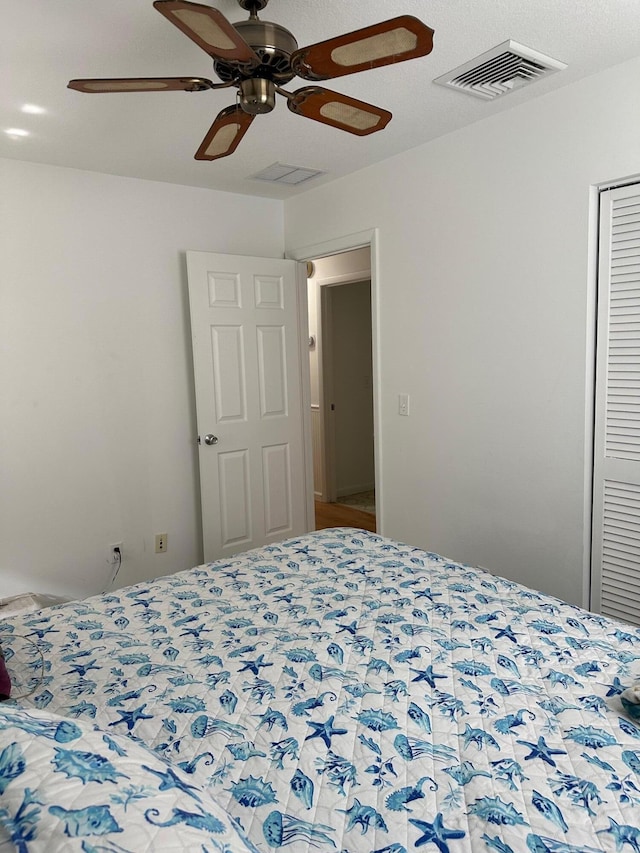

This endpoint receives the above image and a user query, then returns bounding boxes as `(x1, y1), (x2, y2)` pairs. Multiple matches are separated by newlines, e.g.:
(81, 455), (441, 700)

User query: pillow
(0, 632), (42, 702)
(0, 644), (10, 700)
(0, 705), (258, 852)
(621, 681), (640, 722)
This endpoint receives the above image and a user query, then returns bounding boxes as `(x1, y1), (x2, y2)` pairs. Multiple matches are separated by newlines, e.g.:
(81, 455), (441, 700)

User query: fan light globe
(239, 78), (276, 114)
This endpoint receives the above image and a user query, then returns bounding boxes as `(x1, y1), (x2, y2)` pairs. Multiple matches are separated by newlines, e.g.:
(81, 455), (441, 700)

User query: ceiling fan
(68, 0), (434, 161)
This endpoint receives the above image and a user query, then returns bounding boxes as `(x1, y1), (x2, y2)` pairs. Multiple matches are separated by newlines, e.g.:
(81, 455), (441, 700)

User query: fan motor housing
(214, 19), (298, 85)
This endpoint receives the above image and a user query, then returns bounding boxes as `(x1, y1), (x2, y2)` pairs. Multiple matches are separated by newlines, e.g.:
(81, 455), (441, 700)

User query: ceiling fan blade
(154, 0), (259, 64)
(287, 87), (391, 136)
(195, 105), (254, 160)
(291, 16), (434, 81)
(68, 77), (214, 93)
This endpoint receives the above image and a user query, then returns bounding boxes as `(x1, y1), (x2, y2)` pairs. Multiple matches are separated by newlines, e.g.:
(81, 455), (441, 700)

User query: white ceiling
(3, 1), (640, 199)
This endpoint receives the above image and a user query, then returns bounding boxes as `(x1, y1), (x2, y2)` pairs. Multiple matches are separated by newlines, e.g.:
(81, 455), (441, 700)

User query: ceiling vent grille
(434, 40), (567, 101)
(250, 162), (325, 185)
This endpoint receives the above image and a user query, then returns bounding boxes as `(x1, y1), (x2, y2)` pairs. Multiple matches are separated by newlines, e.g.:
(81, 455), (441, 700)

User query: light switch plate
(398, 394), (410, 416)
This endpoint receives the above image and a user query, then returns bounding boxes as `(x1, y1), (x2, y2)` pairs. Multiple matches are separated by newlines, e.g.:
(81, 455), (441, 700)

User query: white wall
(286, 55), (640, 607)
(0, 158), (284, 600)
(330, 281), (374, 496)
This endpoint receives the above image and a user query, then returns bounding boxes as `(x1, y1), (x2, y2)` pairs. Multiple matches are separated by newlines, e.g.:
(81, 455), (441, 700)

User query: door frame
(295, 262), (316, 537)
(288, 228), (382, 533)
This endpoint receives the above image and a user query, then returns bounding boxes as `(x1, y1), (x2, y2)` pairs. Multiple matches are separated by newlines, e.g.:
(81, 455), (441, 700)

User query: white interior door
(187, 251), (312, 561)
(591, 183), (640, 626)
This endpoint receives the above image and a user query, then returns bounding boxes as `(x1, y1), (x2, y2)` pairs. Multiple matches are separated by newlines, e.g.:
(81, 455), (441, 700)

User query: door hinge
(197, 435), (201, 445)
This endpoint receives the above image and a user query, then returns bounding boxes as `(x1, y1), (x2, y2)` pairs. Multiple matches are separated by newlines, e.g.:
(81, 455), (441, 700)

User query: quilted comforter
(1, 528), (640, 852)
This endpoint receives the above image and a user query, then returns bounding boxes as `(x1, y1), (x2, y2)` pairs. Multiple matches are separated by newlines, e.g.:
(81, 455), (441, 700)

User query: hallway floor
(314, 500), (376, 533)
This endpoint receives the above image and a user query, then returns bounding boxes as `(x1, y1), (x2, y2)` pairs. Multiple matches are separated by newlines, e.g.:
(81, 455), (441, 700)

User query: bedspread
(2, 528), (640, 852)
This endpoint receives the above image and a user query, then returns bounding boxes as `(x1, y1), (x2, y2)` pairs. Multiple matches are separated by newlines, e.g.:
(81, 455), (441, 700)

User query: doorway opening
(306, 247), (376, 533)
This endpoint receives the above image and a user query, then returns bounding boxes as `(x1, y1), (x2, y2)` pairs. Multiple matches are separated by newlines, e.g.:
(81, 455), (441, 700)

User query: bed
(1, 527), (639, 852)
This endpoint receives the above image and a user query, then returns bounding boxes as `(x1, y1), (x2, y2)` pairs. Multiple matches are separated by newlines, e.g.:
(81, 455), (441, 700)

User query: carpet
(337, 489), (375, 515)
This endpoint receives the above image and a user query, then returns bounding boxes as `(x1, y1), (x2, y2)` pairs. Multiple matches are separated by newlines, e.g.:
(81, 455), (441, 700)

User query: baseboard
(337, 483), (375, 498)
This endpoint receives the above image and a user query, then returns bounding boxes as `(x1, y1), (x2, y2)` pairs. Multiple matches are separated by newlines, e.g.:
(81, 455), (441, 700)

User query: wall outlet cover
(107, 542), (123, 565)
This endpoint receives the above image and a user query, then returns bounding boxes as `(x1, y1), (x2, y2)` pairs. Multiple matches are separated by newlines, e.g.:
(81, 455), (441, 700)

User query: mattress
(1, 527), (640, 852)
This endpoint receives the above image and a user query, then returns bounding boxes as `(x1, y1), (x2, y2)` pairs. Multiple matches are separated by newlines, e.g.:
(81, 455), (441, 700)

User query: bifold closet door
(591, 183), (640, 626)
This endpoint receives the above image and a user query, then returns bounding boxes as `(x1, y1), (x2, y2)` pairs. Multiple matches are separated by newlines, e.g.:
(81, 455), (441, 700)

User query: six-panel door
(187, 251), (310, 561)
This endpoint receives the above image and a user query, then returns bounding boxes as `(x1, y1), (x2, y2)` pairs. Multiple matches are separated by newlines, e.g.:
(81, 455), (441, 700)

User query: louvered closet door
(592, 183), (640, 626)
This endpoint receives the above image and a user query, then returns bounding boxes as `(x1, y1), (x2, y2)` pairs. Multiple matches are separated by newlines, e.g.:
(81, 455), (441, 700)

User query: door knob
(203, 434), (218, 445)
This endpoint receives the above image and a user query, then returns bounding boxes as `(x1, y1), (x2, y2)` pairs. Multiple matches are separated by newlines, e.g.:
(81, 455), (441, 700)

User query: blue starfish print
(28, 626), (60, 639)
(490, 624), (522, 643)
(305, 714), (348, 749)
(64, 659), (100, 677)
(131, 596), (161, 609)
(414, 588), (442, 602)
(516, 735), (566, 767)
(180, 623), (211, 639)
(108, 704), (153, 732)
(337, 620), (359, 635)
(409, 813), (465, 851)
(410, 666), (447, 689)
(237, 654), (273, 676)
(142, 764), (201, 800)
(220, 567), (241, 577)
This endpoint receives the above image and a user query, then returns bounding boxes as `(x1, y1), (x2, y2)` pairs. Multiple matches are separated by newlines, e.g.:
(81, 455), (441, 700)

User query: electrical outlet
(107, 543), (123, 565)
(398, 393), (410, 416)
(155, 533), (167, 554)
(105, 543), (123, 590)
